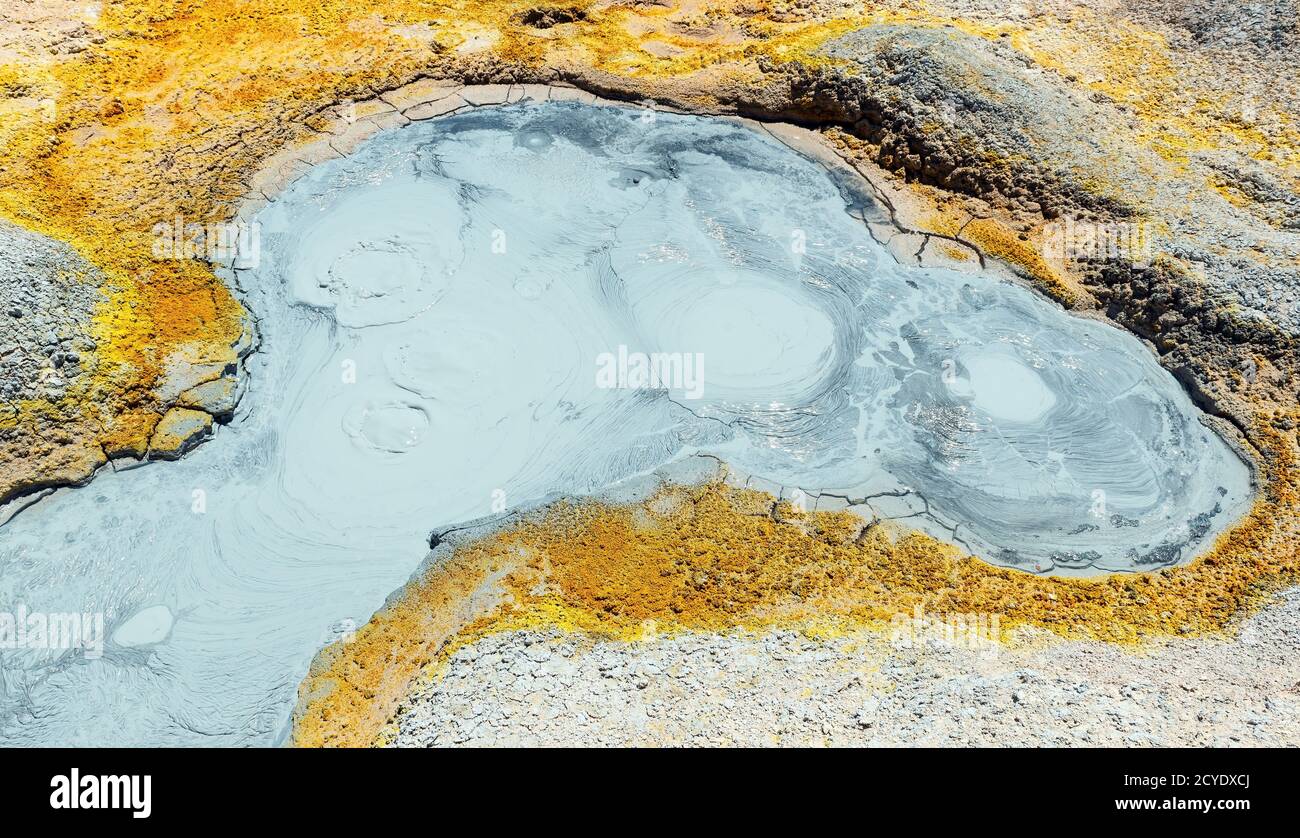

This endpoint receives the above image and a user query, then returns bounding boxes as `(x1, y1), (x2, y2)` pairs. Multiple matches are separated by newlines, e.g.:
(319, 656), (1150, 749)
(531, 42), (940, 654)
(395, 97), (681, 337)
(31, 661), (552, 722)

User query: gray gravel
(388, 589), (1300, 747)
(0, 218), (103, 407)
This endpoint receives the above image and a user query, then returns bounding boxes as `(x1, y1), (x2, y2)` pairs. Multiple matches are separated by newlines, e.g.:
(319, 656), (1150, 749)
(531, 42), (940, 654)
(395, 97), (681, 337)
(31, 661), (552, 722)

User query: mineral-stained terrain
(386, 590), (1300, 748)
(2, 1), (1299, 746)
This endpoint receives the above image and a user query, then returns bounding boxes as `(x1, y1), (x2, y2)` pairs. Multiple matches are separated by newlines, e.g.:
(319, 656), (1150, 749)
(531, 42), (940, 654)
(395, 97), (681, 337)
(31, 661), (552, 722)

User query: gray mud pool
(0, 102), (1252, 745)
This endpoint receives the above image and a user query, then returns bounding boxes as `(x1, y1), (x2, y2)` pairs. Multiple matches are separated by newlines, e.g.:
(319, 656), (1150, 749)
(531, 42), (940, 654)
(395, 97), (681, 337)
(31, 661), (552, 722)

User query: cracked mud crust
(2, 2), (1298, 746)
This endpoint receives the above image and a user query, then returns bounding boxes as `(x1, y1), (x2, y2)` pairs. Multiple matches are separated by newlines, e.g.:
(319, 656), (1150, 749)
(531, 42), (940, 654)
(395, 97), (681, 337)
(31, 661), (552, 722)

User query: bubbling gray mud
(0, 102), (1252, 745)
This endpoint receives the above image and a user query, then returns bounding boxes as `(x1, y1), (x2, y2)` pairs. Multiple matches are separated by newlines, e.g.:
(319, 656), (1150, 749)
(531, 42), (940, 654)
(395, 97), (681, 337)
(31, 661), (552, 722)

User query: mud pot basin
(0, 102), (1252, 746)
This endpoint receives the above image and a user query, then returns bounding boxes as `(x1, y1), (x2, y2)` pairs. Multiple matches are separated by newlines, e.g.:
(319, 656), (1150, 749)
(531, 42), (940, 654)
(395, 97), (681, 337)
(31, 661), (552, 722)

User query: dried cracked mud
(1, 1), (1299, 748)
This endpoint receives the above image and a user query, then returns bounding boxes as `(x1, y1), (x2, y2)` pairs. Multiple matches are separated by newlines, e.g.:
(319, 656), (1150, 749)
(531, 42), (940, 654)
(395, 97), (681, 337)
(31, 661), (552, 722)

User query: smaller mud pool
(0, 102), (1252, 746)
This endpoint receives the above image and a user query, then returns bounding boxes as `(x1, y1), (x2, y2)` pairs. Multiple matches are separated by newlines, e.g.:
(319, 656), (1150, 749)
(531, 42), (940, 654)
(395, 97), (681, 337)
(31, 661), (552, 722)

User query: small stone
(148, 407), (214, 460)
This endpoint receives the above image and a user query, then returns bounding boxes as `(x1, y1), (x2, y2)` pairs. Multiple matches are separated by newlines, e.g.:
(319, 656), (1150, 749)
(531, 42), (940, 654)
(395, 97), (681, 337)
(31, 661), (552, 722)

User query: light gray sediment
(388, 589), (1300, 748)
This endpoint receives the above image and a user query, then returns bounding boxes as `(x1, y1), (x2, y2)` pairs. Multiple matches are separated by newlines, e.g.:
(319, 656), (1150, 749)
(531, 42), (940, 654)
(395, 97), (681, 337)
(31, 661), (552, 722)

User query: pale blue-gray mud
(0, 103), (1251, 745)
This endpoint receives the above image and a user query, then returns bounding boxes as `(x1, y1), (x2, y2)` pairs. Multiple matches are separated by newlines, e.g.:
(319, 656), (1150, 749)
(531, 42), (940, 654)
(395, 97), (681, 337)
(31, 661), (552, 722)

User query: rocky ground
(0, 218), (111, 508)
(390, 589), (1300, 748)
(0, 210), (249, 504)
(0, 219), (102, 409)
